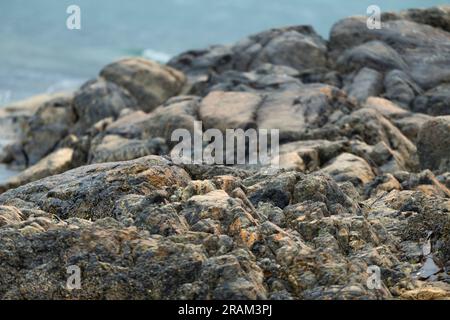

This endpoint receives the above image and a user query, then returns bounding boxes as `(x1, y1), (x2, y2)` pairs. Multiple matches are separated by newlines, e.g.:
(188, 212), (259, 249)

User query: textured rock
(417, 116), (450, 173)
(199, 91), (261, 131)
(100, 58), (186, 112)
(413, 84), (450, 116)
(21, 93), (76, 166)
(320, 153), (375, 187)
(330, 18), (450, 89)
(0, 148), (74, 193)
(1, 6), (450, 301)
(72, 79), (137, 133)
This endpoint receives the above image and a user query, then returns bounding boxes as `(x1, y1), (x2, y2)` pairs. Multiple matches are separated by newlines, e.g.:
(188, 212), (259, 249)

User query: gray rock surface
(1, 6), (450, 300)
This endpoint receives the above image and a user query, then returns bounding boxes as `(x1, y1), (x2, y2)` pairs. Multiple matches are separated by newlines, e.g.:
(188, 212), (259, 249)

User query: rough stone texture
(0, 148), (75, 193)
(21, 93), (76, 166)
(417, 116), (450, 173)
(100, 58), (186, 113)
(329, 17), (450, 90)
(72, 79), (137, 133)
(1, 6), (450, 300)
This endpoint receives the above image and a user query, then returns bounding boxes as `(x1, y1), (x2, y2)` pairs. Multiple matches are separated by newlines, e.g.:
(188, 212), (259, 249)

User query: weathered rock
(21, 93), (76, 166)
(336, 40), (408, 73)
(72, 79), (137, 133)
(337, 108), (418, 171)
(0, 156), (191, 220)
(293, 173), (360, 215)
(330, 18), (450, 89)
(100, 58), (186, 112)
(89, 135), (168, 164)
(0, 148), (75, 193)
(321, 153), (375, 187)
(257, 84), (358, 143)
(199, 91), (261, 131)
(384, 70), (422, 108)
(1, 6), (450, 301)
(344, 67), (383, 103)
(383, 5), (450, 32)
(417, 116), (450, 173)
(413, 84), (450, 116)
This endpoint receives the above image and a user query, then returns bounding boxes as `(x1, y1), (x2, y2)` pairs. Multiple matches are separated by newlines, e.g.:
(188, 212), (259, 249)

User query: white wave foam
(142, 49), (172, 63)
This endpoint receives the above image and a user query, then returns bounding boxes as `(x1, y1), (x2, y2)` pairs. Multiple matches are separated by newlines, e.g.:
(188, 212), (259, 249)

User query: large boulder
(21, 93), (76, 166)
(169, 26), (327, 79)
(0, 156), (191, 220)
(72, 79), (137, 133)
(329, 18), (450, 90)
(100, 58), (186, 112)
(417, 116), (450, 173)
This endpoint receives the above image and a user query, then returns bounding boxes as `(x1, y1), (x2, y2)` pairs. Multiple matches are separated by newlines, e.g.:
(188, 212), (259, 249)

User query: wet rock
(417, 116), (450, 173)
(100, 58), (186, 113)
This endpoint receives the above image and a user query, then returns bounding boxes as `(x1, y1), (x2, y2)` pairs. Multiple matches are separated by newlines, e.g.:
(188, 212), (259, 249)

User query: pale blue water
(0, 0), (449, 104)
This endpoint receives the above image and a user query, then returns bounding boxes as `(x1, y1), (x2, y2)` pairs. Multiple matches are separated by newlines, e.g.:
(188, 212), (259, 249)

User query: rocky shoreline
(0, 6), (450, 299)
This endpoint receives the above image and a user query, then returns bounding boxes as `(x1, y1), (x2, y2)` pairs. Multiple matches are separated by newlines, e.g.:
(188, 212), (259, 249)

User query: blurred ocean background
(1, 0), (449, 106)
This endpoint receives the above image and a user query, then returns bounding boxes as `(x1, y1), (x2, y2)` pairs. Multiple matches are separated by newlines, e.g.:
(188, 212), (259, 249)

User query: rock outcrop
(0, 5), (450, 300)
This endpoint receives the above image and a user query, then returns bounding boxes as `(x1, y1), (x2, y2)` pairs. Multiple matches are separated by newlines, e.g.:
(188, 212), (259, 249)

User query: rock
(336, 40), (408, 73)
(277, 140), (345, 172)
(2, 6), (450, 301)
(0, 156), (191, 220)
(384, 70), (422, 108)
(330, 18), (450, 89)
(72, 79), (137, 133)
(320, 153), (375, 187)
(257, 84), (358, 143)
(401, 284), (450, 300)
(169, 26), (327, 79)
(100, 96), (200, 148)
(233, 26), (328, 72)
(417, 116), (450, 173)
(344, 67), (383, 103)
(393, 113), (433, 143)
(383, 5), (450, 32)
(194, 64), (303, 95)
(413, 84), (450, 116)
(364, 97), (408, 118)
(337, 108), (418, 171)
(100, 58), (186, 112)
(0, 148), (75, 193)
(89, 135), (168, 164)
(199, 91), (261, 131)
(292, 173), (360, 215)
(21, 93), (76, 166)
